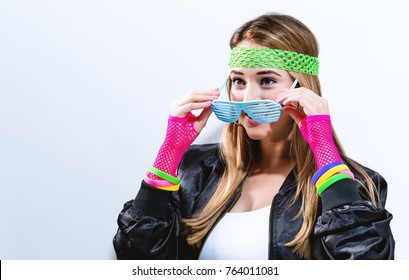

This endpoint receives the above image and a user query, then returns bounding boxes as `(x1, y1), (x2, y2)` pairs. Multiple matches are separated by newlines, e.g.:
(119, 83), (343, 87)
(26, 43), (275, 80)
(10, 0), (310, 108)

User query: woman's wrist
(299, 114), (342, 170)
(145, 113), (199, 188)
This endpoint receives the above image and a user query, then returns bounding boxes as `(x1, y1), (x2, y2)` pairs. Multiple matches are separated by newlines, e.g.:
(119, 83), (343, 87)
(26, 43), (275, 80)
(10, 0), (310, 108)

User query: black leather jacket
(113, 143), (394, 259)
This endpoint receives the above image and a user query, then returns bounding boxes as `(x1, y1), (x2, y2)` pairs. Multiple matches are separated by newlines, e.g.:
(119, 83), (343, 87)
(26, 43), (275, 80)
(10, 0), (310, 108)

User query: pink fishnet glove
(146, 112), (199, 180)
(299, 115), (342, 170)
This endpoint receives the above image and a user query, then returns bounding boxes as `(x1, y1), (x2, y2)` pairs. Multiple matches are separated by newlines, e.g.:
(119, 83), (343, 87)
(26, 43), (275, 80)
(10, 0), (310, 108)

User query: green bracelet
(148, 165), (181, 185)
(317, 173), (352, 196)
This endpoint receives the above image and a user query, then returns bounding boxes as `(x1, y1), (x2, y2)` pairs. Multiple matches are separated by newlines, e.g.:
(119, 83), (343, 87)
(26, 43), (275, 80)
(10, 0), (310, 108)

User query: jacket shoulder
(176, 143), (224, 217)
(350, 160), (388, 207)
(179, 143), (223, 173)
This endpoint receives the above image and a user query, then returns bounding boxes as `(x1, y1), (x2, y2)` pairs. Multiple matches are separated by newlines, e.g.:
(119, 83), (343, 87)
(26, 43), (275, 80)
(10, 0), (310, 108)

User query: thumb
(282, 105), (305, 125)
(194, 107), (213, 132)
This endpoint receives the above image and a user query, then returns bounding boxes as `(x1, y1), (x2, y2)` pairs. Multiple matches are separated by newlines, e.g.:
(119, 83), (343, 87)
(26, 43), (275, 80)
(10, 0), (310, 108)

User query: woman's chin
(242, 126), (270, 140)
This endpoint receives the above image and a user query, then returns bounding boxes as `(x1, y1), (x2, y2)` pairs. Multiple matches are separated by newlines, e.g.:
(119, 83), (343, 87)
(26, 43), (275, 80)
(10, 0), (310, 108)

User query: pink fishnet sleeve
(146, 113), (199, 180)
(299, 115), (342, 170)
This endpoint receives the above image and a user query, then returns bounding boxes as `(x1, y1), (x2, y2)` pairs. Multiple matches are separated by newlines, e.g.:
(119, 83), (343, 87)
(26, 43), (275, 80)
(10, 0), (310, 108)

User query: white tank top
(198, 205), (271, 260)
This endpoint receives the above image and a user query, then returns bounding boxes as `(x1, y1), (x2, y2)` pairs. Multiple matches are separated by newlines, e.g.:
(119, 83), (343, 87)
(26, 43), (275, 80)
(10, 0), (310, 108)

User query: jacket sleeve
(312, 171), (395, 259)
(113, 181), (181, 259)
(112, 144), (221, 260)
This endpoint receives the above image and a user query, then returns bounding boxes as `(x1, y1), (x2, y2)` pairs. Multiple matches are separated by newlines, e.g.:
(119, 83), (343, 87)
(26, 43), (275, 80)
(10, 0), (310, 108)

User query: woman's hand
(277, 87), (342, 170)
(276, 87), (329, 124)
(146, 88), (220, 180)
(170, 88), (220, 133)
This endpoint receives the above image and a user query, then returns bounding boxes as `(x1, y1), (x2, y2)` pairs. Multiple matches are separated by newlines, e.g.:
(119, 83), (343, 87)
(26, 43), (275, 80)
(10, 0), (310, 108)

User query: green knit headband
(228, 46), (319, 76)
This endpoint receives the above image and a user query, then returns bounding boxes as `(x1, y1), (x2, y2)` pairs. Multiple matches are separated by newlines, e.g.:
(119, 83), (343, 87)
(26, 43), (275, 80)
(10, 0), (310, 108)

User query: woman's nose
(243, 83), (260, 101)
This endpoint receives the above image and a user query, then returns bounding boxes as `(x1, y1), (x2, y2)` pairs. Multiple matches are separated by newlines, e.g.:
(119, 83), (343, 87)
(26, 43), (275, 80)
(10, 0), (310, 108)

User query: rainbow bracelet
(315, 164), (350, 188)
(317, 173), (352, 196)
(312, 161), (344, 185)
(337, 169), (355, 181)
(148, 165), (181, 185)
(144, 175), (175, 187)
(144, 176), (180, 192)
(155, 184), (180, 191)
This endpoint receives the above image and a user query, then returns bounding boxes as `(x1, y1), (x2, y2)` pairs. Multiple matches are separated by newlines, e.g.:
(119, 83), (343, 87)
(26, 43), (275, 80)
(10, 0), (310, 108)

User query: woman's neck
(255, 138), (293, 172)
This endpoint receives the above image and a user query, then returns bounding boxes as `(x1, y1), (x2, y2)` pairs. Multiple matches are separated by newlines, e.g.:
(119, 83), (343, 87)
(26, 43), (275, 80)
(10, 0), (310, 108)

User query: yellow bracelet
(317, 173), (351, 196)
(155, 184), (180, 191)
(316, 164), (350, 188)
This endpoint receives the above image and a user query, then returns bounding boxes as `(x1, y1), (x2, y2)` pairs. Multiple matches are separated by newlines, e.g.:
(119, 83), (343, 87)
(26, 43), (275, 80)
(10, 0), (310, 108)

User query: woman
(113, 13), (394, 259)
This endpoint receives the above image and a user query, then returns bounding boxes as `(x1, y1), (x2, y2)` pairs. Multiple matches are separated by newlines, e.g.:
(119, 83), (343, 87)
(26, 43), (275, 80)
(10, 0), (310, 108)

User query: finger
(171, 88), (219, 116)
(195, 107), (213, 132)
(186, 91), (220, 102)
(171, 101), (212, 117)
(276, 87), (297, 99)
(282, 105), (304, 125)
(173, 90), (220, 108)
(277, 92), (303, 106)
(277, 90), (313, 109)
(284, 94), (328, 115)
(183, 89), (220, 101)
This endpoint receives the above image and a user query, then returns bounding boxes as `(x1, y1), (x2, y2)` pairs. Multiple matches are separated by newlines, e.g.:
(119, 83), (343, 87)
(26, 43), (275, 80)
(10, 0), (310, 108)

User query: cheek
(266, 112), (294, 133)
(230, 91), (244, 101)
(263, 89), (285, 102)
(277, 111), (295, 130)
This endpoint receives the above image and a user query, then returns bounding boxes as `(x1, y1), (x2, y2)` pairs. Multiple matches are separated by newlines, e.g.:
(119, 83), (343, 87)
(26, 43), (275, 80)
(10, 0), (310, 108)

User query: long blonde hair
(183, 13), (379, 259)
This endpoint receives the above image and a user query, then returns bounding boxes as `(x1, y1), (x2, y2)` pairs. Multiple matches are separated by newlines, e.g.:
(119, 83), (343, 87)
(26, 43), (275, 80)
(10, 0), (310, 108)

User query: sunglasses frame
(211, 78), (299, 124)
(210, 99), (282, 123)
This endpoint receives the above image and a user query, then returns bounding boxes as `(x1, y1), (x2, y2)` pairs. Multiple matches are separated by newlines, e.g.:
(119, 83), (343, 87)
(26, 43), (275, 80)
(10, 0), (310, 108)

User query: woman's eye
(260, 78), (276, 86)
(232, 78), (245, 86)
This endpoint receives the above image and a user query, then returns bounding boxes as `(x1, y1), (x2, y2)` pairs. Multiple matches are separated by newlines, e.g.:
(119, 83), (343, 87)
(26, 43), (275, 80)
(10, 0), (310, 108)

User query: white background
(0, 0), (408, 259)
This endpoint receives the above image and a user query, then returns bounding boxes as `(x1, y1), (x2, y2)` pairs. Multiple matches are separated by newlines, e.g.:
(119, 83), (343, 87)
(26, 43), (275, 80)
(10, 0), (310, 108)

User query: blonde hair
(183, 13), (379, 259)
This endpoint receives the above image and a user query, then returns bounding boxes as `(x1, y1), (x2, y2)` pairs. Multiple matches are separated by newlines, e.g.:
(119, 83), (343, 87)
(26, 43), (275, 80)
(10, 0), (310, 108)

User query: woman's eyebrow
(230, 70), (282, 77)
(230, 70), (244, 75)
(256, 70), (282, 77)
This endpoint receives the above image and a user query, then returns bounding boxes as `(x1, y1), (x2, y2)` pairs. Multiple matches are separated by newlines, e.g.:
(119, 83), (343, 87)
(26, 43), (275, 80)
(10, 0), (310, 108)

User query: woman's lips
(244, 114), (260, 125)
